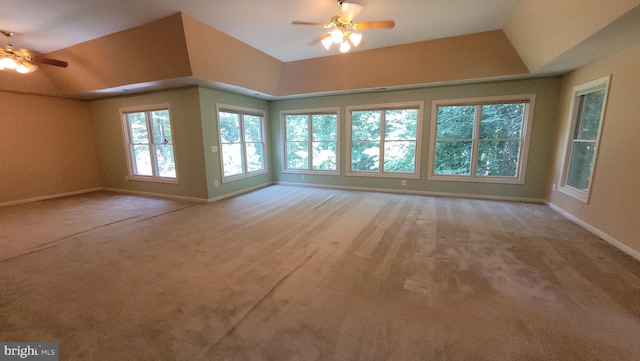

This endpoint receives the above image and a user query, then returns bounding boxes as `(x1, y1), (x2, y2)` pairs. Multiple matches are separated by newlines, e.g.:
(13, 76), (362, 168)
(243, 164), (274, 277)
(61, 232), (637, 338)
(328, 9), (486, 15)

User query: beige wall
(505, 0), (640, 72)
(547, 41), (640, 258)
(0, 92), (100, 205)
(279, 31), (528, 97)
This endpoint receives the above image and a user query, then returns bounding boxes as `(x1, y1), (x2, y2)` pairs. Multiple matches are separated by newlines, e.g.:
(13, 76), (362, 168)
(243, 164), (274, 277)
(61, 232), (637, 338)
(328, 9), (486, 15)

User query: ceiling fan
(0, 30), (68, 74)
(292, 0), (395, 53)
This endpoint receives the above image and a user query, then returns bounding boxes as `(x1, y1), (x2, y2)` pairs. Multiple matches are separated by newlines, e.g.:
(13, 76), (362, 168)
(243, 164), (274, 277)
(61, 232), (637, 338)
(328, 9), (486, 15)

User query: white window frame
(557, 75), (610, 203)
(120, 104), (178, 184)
(346, 101), (423, 179)
(281, 107), (340, 175)
(216, 104), (268, 183)
(427, 94), (536, 184)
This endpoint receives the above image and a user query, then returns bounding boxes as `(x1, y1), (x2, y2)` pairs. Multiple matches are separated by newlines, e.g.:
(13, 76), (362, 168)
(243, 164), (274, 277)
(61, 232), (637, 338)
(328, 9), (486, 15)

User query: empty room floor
(1, 185), (639, 360)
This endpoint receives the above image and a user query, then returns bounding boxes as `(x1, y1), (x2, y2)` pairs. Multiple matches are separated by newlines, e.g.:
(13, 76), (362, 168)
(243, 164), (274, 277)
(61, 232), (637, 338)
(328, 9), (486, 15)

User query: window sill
(557, 185), (589, 203)
(427, 174), (524, 184)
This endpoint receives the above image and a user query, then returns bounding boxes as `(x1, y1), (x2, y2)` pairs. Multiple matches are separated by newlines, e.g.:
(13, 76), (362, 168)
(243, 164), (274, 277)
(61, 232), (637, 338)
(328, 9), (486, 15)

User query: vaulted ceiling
(1, 0), (639, 100)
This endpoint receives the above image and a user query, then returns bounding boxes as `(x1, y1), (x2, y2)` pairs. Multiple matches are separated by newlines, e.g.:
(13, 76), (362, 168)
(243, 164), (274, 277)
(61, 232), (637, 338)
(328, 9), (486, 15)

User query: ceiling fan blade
(32, 55), (68, 68)
(340, 2), (363, 22)
(354, 20), (396, 30)
(292, 21), (327, 27)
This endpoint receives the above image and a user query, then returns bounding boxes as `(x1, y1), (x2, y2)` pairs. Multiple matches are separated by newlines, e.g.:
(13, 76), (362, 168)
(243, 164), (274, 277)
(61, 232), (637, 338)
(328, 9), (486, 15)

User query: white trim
(427, 94), (536, 184)
(120, 104), (179, 183)
(546, 201), (640, 262)
(207, 182), (275, 203)
(276, 181), (544, 203)
(103, 187), (209, 203)
(216, 104), (269, 183)
(346, 101), (424, 178)
(280, 107), (341, 175)
(557, 75), (611, 204)
(0, 188), (103, 208)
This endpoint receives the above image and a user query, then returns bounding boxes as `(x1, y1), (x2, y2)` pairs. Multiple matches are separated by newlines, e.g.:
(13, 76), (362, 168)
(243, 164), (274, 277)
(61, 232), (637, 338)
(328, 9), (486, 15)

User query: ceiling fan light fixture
(321, 36), (333, 50)
(0, 56), (18, 70)
(339, 41), (351, 53)
(330, 29), (344, 44)
(349, 32), (362, 47)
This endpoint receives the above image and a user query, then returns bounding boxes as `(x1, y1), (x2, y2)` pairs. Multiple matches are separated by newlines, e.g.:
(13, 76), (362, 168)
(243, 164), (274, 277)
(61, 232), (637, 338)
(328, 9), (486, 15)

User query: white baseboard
(0, 188), (103, 208)
(276, 182), (545, 204)
(546, 201), (640, 262)
(207, 182), (275, 203)
(102, 188), (209, 203)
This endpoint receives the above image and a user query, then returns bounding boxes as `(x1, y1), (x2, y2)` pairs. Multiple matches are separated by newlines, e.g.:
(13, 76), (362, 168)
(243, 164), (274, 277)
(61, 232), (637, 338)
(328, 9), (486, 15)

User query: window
(282, 109), (339, 174)
(121, 105), (177, 183)
(347, 102), (423, 178)
(558, 76), (610, 203)
(428, 95), (535, 184)
(217, 106), (267, 181)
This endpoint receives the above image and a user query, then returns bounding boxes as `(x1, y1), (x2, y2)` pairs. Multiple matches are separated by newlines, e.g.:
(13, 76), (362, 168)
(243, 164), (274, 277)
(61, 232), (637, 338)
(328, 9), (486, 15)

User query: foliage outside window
(283, 110), (339, 174)
(558, 76), (610, 203)
(218, 107), (267, 181)
(347, 103), (422, 177)
(122, 106), (177, 183)
(428, 95), (535, 184)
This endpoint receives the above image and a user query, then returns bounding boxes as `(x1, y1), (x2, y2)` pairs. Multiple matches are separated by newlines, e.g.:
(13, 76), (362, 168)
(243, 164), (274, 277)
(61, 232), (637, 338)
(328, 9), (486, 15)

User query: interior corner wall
(88, 87), (209, 201)
(270, 77), (561, 201)
(197, 87), (273, 201)
(547, 41), (640, 259)
(0, 92), (100, 205)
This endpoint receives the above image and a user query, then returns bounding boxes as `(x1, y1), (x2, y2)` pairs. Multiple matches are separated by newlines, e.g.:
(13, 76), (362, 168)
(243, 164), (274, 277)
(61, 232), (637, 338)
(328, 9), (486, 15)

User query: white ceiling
(0, 0), (521, 62)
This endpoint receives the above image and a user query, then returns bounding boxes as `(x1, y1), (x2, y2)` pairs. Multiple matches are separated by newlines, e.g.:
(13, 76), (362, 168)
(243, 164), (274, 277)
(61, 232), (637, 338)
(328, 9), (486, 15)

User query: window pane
(575, 91), (605, 140)
(312, 142), (337, 170)
(351, 141), (380, 171)
(476, 140), (520, 177)
(479, 103), (524, 139)
(312, 115), (337, 141)
(352, 111), (381, 141)
(246, 143), (265, 172)
(286, 142), (309, 169)
(384, 141), (416, 173)
(567, 141), (596, 191)
(436, 106), (475, 140)
(434, 141), (472, 175)
(127, 113), (149, 144)
(222, 143), (244, 177)
(132, 145), (152, 176)
(150, 110), (171, 144)
(219, 112), (241, 143)
(285, 115), (308, 141)
(385, 109), (417, 140)
(155, 144), (176, 178)
(244, 115), (263, 142)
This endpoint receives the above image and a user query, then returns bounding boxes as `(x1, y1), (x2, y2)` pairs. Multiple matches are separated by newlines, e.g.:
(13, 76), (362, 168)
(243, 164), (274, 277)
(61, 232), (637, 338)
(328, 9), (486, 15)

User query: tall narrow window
(122, 106), (177, 182)
(347, 103), (422, 178)
(559, 76), (610, 203)
(428, 95), (535, 184)
(218, 106), (267, 181)
(282, 109), (339, 174)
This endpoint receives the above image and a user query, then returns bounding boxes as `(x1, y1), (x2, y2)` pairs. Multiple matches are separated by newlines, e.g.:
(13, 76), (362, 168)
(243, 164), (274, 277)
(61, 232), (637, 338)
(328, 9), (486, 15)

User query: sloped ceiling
(1, 1), (639, 100)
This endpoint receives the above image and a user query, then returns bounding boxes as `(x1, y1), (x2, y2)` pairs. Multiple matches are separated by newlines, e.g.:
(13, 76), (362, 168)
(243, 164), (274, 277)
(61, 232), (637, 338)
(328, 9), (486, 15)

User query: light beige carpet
(1, 186), (639, 360)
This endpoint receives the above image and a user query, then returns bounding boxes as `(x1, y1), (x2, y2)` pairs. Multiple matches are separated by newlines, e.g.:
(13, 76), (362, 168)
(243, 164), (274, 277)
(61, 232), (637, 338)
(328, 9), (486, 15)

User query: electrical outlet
(214, 180), (219, 186)
(301, 175), (305, 180)
(552, 183), (556, 191)
(125, 175), (129, 181)
(211, 146), (218, 153)
(401, 179), (406, 186)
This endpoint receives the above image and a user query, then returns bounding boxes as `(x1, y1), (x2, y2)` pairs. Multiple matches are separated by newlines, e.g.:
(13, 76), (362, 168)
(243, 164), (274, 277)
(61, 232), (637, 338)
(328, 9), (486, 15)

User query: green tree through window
(350, 107), (419, 175)
(431, 96), (533, 183)
(284, 112), (338, 172)
(218, 109), (266, 180)
(123, 108), (176, 180)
